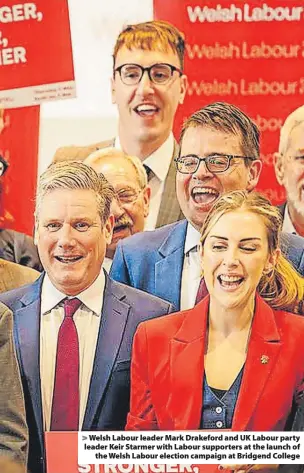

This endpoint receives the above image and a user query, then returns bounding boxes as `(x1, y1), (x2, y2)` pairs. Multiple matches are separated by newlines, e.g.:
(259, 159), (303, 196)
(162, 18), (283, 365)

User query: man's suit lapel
(155, 220), (187, 310)
(15, 276), (44, 453)
(167, 298), (208, 429)
(82, 275), (130, 429)
(232, 295), (282, 430)
(156, 140), (184, 228)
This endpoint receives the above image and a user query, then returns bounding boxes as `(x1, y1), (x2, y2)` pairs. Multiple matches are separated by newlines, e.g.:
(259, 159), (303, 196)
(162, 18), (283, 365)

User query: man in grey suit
(53, 20), (187, 229)
(111, 102), (304, 310)
(0, 303), (28, 469)
(0, 162), (173, 473)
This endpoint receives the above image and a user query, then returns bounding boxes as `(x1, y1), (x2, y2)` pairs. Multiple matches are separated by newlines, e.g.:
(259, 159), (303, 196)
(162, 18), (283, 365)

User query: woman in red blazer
(126, 191), (304, 433)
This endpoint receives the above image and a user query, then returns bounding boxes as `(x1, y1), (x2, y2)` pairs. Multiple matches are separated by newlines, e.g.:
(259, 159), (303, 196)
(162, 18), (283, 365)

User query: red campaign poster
(153, 0), (304, 205)
(0, 0), (75, 108)
(45, 432), (218, 473)
(0, 106), (40, 234)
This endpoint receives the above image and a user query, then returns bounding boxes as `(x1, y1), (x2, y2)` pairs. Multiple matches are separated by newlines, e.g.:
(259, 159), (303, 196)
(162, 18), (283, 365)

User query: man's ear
(273, 152), (285, 185)
(246, 159), (263, 191)
(179, 75), (188, 105)
(111, 77), (116, 105)
(104, 215), (114, 244)
(143, 186), (151, 218)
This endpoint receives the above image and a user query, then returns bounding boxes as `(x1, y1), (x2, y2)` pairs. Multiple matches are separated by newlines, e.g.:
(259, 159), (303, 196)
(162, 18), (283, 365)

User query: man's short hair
(180, 102), (260, 164)
(113, 20), (185, 70)
(85, 148), (148, 189)
(35, 161), (115, 227)
(278, 105), (304, 155)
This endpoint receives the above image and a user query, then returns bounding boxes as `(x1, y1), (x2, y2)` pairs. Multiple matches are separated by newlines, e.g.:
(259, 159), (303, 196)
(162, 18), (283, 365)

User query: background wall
(39, 0), (153, 173)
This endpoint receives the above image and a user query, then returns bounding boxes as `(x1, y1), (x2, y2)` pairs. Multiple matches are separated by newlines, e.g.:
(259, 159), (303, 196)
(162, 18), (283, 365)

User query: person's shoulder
(0, 276), (41, 309)
(274, 307), (304, 340)
(119, 220), (187, 251)
(139, 307), (187, 338)
(281, 231), (304, 251)
(0, 259), (39, 287)
(53, 138), (114, 162)
(107, 276), (174, 313)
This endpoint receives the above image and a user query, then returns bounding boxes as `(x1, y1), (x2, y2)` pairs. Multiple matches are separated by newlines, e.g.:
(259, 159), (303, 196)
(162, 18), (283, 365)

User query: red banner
(45, 433), (218, 473)
(0, 106), (40, 234)
(0, 1), (75, 108)
(153, 0), (304, 205)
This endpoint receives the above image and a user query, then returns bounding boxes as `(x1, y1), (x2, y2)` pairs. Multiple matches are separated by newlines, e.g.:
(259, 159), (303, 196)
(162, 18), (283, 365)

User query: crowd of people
(0, 19), (303, 473)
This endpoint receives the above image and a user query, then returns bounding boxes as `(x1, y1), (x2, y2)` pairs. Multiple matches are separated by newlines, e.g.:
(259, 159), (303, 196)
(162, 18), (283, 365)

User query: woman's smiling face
(202, 209), (275, 310)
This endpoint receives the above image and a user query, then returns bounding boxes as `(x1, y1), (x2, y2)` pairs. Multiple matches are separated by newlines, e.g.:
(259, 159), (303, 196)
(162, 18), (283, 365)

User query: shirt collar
(282, 205), (298, 235)
(114, 133), (174, 182)
(184, 222), (201, 255)
(41, 270), (106, 316)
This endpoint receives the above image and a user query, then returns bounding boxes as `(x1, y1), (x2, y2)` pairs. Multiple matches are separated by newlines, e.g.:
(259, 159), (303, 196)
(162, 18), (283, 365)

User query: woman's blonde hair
(200, 190), (304, 313)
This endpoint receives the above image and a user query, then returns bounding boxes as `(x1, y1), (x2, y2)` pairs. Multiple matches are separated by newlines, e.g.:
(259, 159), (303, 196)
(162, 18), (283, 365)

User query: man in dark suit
(53, 20), (187, 229)
(111, 102), (304, 310)
(0, 161), (173, 473)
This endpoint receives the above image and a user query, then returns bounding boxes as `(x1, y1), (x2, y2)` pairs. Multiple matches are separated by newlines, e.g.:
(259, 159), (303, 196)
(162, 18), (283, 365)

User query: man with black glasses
(111, 102), (304, 310)
(54, 20), (187, 229)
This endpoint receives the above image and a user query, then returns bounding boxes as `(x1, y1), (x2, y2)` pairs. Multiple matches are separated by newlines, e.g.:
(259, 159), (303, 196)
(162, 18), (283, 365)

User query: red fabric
(126, 294), (304, 431)
(195, 278), (208, 304)
(51, 298), (81, 431)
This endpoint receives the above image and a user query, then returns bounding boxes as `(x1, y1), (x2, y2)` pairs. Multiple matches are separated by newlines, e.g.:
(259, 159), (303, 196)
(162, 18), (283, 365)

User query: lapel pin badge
(261, 355), (269, 364)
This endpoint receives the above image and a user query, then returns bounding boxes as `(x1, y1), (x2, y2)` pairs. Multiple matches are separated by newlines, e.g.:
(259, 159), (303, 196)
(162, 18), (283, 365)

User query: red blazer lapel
(167, 296), (209, 429)
(232, 295), (282, 430)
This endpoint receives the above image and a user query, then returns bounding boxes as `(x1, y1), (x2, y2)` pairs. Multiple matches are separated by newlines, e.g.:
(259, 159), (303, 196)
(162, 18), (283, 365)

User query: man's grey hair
(35, 161), (115, 227)
(85, 147), (148, 188)
(278, 105), (304, 155)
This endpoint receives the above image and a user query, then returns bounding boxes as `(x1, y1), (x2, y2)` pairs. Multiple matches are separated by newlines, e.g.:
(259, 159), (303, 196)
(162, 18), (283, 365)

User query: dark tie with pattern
(51, 298), (82, 431)
(195, 278), (209, 304)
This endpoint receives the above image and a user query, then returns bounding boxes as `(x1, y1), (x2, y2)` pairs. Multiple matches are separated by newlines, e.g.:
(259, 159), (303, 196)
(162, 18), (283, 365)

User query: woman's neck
(208, 296), (255, 336)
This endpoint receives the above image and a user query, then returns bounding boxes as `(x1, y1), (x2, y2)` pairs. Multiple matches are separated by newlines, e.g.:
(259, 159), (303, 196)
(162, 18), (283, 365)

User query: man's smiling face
(177, 126), (261, 230)
(111, 46), (187, 148)
(36, 188), (113, 295)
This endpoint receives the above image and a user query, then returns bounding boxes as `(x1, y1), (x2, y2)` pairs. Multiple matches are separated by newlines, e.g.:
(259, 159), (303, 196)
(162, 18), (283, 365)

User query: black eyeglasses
(175, 154), (256, 174)
(0, 155), (8, 177)
(114, 63), (183, 85)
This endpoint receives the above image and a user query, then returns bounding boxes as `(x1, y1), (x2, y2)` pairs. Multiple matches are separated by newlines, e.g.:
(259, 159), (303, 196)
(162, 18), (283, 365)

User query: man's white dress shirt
(282, 205), (297, 235)
(115, 134), (174, 230)
(40, 271), (105, 431)
(180, 223), (202, 310)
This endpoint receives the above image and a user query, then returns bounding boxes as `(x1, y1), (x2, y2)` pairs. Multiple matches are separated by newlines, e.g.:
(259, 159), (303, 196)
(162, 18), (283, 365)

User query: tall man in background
(54, 20), (187, 228)
(274, 105), (304, 237)
(85, 148), (150, 271)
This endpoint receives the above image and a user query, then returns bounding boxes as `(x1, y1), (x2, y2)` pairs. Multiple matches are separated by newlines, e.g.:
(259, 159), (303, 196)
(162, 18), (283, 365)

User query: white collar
(41, 270), (106, 316)
(282, 205), (298, 235)
(114, 133), (174, 182)
(184, 222), (201, 255)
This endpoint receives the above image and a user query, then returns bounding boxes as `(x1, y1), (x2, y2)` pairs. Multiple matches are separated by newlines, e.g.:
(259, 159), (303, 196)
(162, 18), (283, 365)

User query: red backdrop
(0, 0), (74, 235)
(0, 106), (40, 234)
(153, 0), (304, 204)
